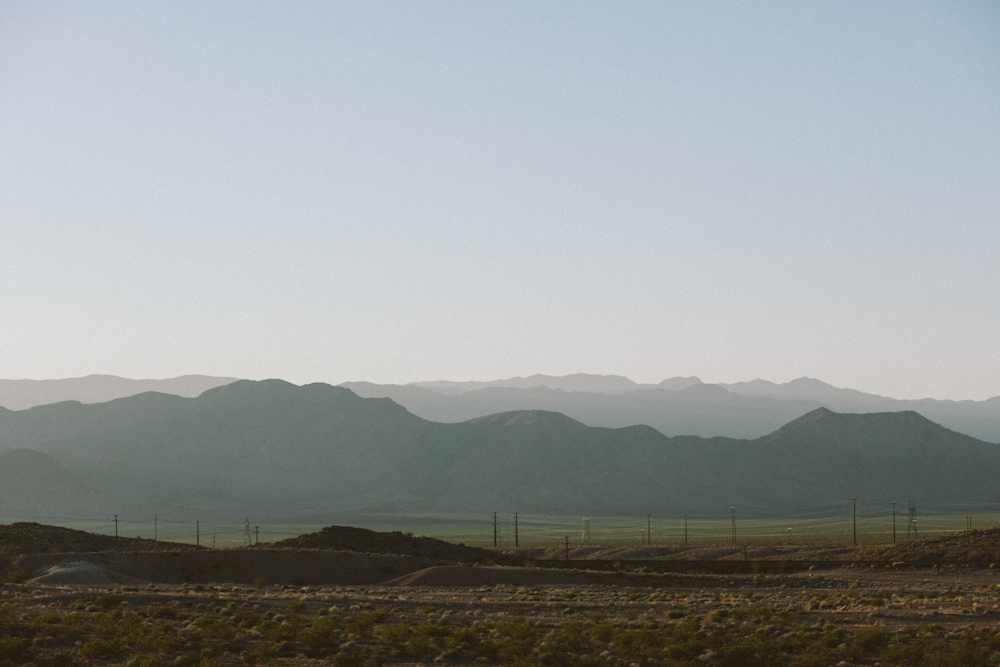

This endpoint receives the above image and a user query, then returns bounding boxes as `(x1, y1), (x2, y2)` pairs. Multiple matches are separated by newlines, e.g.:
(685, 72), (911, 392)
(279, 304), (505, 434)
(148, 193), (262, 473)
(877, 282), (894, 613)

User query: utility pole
(647, 514), (651, 546)
(154, 514), (158, 542)
(255, 526), (260, 545)
(114, 514), (119, 538)
(684, 514), (688, 545)
(890, 503), (895, 544)
(492, 512), (497, 548)
(852, 499), (857, 546)
(564, 536), (570, 561)
(244, 518), (252, 547)
(730, 507), (736, 545)
(514, 513), (519, 548)
(196, 521), (200, 547)
(966, 514), (973, 533)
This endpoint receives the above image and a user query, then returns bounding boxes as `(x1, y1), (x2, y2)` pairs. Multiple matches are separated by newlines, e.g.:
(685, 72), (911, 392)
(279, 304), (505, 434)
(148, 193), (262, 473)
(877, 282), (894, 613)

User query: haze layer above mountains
(1, 380), (998, 522)
(2, 373), (998, 443)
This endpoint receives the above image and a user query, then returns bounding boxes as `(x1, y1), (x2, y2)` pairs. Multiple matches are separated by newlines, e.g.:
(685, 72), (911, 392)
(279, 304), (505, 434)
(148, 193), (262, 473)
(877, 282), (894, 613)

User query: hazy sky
(2, 2), (998, 400)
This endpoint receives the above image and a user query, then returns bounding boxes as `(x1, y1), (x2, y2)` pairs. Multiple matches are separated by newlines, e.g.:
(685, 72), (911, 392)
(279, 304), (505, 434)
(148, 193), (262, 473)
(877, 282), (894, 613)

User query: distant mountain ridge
(0, 374), (240, 411)
(344, 374), (1000, 443)
(412, 373), (703, 395)
(3, 373), (997, 443)
(1, 380), (998, 522)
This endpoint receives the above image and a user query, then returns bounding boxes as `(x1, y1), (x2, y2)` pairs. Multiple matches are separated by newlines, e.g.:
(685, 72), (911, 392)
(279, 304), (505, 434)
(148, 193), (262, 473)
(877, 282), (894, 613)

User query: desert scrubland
(4, 523), (1000, 666)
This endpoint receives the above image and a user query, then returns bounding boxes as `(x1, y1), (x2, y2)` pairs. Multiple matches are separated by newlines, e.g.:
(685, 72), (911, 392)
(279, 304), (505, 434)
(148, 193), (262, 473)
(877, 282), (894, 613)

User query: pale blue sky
(2, 2), (998, 400)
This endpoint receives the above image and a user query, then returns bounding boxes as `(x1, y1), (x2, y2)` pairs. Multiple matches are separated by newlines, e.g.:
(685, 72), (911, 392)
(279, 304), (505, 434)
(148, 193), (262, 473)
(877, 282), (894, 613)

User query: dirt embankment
(4, 549), (454, 586)
(858, 526), (1000, 563)
(0, 522), (201, 556)
(503, 543), (859, 562)
(0, 523), (527, 587)
(385, 564), (688, 587)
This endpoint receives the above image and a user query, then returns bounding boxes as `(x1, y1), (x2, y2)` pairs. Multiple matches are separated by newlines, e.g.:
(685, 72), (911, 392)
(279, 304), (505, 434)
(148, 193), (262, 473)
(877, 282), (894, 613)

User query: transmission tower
(244, 518), (252, 547)
(581, 514), (591, 545)
(906, 502), (917, 540)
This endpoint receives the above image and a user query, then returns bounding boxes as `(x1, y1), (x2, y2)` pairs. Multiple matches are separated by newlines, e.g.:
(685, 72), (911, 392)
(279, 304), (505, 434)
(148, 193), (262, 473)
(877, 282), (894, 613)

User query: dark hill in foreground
(271, 525), (518, 564)
(0, 522), (202, 556)
(1, 380), (998, 519)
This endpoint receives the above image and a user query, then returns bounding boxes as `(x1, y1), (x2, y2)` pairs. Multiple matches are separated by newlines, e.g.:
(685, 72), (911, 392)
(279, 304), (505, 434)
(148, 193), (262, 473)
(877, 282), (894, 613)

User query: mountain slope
(1, 381), (998, 520)
(0, 448), (111, 520)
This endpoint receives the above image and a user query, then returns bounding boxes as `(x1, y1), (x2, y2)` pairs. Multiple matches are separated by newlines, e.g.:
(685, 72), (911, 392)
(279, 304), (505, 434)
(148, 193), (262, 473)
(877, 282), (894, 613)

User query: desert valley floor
(4, 523), (1000, 666)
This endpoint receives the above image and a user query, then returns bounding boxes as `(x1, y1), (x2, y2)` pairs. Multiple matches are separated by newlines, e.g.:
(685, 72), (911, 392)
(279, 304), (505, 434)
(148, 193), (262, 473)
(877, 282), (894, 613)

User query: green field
(39, 506), (1000, 550)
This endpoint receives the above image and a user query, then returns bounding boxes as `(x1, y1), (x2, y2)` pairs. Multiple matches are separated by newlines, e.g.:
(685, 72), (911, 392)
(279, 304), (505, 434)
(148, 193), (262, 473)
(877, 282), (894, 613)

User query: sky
(1, 2), (998, 401)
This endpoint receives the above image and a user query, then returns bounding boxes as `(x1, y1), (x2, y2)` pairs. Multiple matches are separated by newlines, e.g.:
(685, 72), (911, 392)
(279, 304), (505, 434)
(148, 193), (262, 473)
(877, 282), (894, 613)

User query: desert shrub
(79, 638), (122, 660)
(496, 619), (538, 642)
(0, 570), (29, 584)
(233, 608), (261, 628)
(820, 627), (848, 648)
(299, 616), (343, 651)
(190, 615), (238, 642)
(96, 593), (124, 609)
(124, 657), (165, 667)
(413, 620), (452, 638)
(0, 636), (32, 666)
(879, 636), (954, 666)
(268, 614), (307, 642)
(851, 625), (889, 654)
(870, 592), (891, 607)
(714, 626), (781, 667)
(52, 648), (76, 666)
(150, 604), (178, 619)
(404, 635), (436, 661)
(589, 622), (615, 643)
(330, 650), (367, 667)
(241, 643), (281, 664)
(612, 628), (666, 661)
(343, 610), (388, 635)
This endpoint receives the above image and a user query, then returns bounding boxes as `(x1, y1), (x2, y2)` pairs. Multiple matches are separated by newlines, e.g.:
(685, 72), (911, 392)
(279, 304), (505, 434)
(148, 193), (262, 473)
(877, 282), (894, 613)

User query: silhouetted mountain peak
(787, 377), (837, 389)
(655, 376), (703, 390)
(679, 383), (731, 396)
(465, 410), (586, 428)
(761, 408), (949, 444)
(200, 378), (298, 398)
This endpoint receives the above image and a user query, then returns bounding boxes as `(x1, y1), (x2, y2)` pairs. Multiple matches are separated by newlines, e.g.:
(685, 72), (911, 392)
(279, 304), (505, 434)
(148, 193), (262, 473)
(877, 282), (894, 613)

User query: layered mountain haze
(412, 373), (703, 395)
(0, 374), (239, 411)
(1, 380), (998, 522)
(345, 375), (1000, 443)
(5, 373), (996, 443)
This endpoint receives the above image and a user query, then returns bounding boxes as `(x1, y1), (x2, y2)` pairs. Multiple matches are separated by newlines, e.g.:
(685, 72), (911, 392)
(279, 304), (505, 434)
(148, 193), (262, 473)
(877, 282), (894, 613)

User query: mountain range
(4, 373), (997, 444)
(1, 380), (998, 522)
(0, 374), (238, 411)
(344, 374), (1000, 443)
